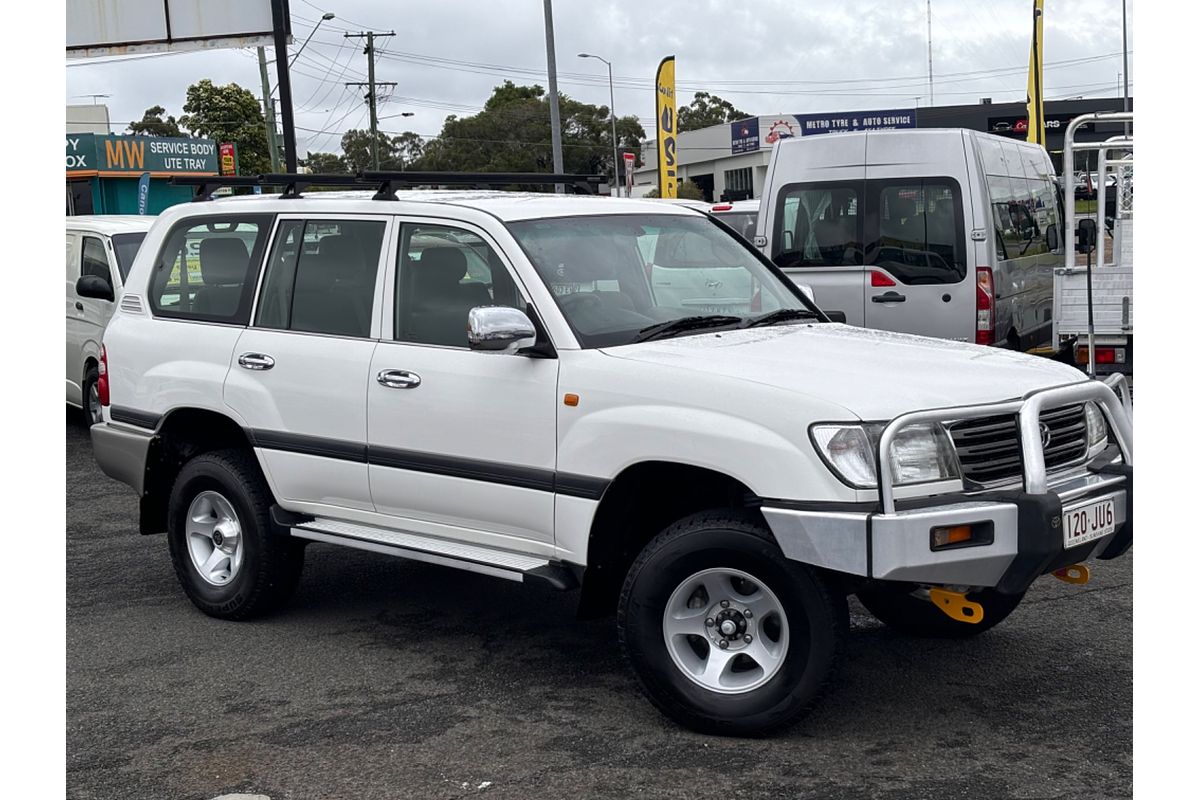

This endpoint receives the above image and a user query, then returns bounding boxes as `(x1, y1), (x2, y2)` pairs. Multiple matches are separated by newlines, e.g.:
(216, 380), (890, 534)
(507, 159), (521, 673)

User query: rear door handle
(237, 352), (275, 371)
(377, 369), (421, 389)
(75, 301), (84, 311)
(871, 291), (907, 303)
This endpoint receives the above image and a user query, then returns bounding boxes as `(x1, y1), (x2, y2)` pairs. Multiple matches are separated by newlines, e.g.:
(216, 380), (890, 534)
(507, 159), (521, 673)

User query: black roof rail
(360, 171), (605, 199)
(170, 171), (608, 201)
(169, 175), (264, 201)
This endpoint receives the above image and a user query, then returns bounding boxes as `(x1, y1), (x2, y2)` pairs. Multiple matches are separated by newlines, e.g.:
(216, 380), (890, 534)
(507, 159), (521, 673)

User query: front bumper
(763, 377), (1133, 595)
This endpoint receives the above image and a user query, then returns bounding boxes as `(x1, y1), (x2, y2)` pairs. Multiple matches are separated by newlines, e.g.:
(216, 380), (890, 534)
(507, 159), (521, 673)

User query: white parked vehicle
(757, 129), (1062, 349)
(65, 216), (155, 424)
(87, 175), (1132, 736)
(709, 198), (759, 241)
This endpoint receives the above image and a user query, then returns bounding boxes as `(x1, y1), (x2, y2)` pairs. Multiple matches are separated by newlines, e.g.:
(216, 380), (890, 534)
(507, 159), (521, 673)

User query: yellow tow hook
(1052, 564), (1091, 585)
(929, 587), (985, 624)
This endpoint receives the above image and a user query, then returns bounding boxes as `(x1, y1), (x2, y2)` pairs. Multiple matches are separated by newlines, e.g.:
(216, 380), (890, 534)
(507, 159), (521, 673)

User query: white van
(66, 216), (155, 424)
(758, 129), (1062, 348)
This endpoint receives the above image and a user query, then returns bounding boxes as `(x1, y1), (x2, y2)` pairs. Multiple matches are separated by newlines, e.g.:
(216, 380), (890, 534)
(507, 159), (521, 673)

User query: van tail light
(711, 203), (733, 212)
(1075, 346), (1123, 365)
(975, 267), (995, 345)
(870, 270), (896, 287)
(98, 345), (110, 407)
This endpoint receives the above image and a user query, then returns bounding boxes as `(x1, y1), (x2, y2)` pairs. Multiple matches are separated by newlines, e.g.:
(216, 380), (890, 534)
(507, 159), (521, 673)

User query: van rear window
(772, 178), (966, 284)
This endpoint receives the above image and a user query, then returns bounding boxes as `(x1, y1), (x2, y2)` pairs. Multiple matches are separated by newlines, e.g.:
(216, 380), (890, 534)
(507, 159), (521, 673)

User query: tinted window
(149, 215), (272, 323)
(874, 180), (965, 284)
(395, 225), (523, 347)
(715, 211), (757, 240)
(772, 185), (861, 268)
(111, 232), (146, 280)
(510, 214), (810, 349)
(256, 219), (386, 338)
(81, 236), (112, 286)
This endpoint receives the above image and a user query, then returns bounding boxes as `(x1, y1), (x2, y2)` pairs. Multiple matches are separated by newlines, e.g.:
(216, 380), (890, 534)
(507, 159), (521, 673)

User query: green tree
(179, 79), (271, 175)
(642, 180), (706, 201)
(677, 92), (751, 133)
(127, 105), (183, 137)
(339, 129), (425, 172)
(302, 151), (348, 174)
(412, 81), (645, 186)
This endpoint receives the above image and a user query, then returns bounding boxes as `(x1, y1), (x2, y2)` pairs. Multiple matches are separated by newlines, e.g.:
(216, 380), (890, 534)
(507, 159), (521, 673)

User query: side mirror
(1075, 218), (1097, 254)
(467, 306), (537, 354)
(823, 310), (848, 324)
(76, 275), (114, 302)
(1046, 223), (1060, 251)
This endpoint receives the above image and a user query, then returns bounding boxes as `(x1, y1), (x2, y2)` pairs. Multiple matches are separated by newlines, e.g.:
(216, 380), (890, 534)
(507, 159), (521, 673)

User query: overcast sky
(65, 0), (1133, 155)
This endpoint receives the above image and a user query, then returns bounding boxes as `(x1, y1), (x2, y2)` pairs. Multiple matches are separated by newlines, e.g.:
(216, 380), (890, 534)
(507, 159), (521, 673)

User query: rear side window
(256, 219), (386, 338)
(110, 233), (147, 281)
(148, 215), (272, 323)
(771, 185), (861, 269)
(873, 180), (966, 284)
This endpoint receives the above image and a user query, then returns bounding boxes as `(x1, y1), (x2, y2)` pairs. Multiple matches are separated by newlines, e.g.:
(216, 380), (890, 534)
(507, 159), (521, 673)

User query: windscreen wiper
(741, 308), (820, 328)
(632, 315), (743, 343)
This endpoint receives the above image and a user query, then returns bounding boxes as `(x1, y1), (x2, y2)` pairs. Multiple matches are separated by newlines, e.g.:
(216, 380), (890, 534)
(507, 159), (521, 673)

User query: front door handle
(237, 352), (275, 371)
(377, 369), (422, 389)
(871, 291), (907, 303)
(75, 301), (84, 311)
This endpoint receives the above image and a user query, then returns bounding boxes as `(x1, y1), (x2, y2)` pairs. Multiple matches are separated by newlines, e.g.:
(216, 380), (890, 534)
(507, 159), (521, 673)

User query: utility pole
(345, 30), (396, 170)
(926, 0), (934, 105)
(257, 47), (282, 173)
(542, 0), (565, 191)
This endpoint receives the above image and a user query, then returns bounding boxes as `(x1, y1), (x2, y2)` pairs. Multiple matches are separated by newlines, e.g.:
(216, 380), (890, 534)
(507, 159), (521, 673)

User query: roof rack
(169, 171), (606, 201)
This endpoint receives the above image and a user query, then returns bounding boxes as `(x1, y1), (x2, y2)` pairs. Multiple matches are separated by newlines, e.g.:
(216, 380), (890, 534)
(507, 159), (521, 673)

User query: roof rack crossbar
(169, 171), (609, 200)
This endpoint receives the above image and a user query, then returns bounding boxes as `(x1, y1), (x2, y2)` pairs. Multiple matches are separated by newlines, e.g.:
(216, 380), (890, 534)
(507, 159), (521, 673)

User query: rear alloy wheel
(619, 511), (847, 736)
(167, 449), (304, 620)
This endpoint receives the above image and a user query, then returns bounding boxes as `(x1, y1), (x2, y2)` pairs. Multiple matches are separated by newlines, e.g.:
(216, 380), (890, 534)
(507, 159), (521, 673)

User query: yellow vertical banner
(1026, 0), (1046, 146)
(655, 55), (677, 198)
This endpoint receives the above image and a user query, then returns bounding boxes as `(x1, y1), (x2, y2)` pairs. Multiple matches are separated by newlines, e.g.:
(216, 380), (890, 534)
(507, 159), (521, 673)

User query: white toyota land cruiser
(86, 174), (1133, 736)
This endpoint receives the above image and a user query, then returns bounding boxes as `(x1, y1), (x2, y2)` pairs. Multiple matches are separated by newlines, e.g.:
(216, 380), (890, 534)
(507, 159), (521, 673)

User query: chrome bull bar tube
(877, 380), (1133, 514)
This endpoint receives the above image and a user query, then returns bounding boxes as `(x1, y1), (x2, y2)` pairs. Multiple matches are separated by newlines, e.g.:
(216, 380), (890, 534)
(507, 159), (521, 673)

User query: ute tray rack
(170, 171), (606, 201)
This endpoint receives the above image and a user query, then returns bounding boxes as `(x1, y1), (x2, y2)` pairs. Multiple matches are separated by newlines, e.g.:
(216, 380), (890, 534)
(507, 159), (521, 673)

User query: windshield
(111, 232), (147, 280)
(507, 213), (817, 348)
(714, 211), (757, 241)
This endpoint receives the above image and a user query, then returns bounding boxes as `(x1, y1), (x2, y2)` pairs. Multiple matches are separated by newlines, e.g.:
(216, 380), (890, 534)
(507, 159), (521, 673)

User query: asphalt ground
(66, 411), (1132, 800)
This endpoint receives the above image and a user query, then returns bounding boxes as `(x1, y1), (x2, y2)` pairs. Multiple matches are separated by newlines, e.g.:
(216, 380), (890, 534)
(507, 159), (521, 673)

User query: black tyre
(618, 511), (847, 737)
(167, 449), (304, 620)
(856, 583), (1024, 638)
(82, 365), (102, 426)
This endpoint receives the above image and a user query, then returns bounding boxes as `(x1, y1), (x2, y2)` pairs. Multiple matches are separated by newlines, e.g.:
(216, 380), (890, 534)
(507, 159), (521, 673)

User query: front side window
(772, 185), (861, 269)
(256, 219), (386, 338)
(874, 180), (965, 284)
(510, 214), (814, 348)
(395, 224), (525, 347)
(81, 236), (112, 287)
(149, 215), (272, 323)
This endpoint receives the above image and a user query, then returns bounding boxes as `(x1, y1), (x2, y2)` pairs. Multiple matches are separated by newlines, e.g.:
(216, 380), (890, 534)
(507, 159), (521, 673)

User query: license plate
(1062, 497), (1115, 549)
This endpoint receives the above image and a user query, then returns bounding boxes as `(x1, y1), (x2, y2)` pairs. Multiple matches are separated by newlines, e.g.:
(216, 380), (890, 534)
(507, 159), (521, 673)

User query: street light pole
(290, 12), (335, 67)
(578, 53), (621, 196)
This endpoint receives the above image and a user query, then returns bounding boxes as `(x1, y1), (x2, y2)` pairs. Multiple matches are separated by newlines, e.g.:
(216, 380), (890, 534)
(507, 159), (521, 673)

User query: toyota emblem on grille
(1039, 422), (1052, 448)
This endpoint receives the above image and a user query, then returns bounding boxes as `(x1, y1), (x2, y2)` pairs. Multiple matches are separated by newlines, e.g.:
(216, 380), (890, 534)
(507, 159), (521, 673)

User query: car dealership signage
(66, 133), (219, 177)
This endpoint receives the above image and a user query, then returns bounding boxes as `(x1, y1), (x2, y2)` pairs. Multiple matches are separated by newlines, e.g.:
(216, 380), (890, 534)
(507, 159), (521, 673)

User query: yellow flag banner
(655, 55), (677, 198)
(1026, 0), (1046, 146)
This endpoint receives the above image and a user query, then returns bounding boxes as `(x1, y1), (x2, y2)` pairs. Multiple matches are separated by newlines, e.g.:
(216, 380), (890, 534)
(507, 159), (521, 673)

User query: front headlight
(811, 422), (961, 489)
(1084, 401), (1108, 458)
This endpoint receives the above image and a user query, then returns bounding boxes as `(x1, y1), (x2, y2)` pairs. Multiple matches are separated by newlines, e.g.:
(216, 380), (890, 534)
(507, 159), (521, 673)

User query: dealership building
(633, 96), (1132, 201)
(66, 129), (220, 215)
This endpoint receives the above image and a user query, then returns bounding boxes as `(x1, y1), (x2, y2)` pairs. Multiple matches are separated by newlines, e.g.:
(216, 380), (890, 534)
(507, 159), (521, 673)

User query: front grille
(947, 404), (1089, 487)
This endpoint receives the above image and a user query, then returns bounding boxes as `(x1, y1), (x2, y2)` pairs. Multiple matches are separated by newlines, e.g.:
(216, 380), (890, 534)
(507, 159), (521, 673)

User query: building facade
(634, 96), (1131, 201)
(66, 132), (219, 215)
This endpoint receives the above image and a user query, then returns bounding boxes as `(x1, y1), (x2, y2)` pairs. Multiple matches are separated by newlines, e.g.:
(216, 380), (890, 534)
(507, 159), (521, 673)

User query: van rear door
(765, 135), (868, 325)
(861, 132), (976, 342)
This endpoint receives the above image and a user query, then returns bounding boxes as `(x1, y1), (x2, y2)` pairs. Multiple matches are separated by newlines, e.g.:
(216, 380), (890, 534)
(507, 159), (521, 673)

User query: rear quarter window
(147, 214), (274, 324)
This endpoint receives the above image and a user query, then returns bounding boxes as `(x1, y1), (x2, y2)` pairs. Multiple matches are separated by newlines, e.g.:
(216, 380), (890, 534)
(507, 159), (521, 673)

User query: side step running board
(273, 510), (577, 590)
